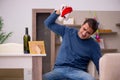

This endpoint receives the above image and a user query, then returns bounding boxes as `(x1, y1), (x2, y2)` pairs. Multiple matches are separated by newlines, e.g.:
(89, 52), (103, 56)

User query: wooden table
(0, 53), (46, 80)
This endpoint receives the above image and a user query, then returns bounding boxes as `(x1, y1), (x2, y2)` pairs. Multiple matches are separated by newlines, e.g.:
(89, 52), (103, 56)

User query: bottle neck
(25, 27), (28, 34)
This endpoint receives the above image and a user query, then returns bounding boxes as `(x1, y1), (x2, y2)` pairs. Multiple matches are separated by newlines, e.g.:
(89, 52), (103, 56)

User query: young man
(43, 9), (102, 80)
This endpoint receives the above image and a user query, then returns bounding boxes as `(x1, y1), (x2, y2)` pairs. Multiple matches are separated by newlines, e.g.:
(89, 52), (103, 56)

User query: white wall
(0, 0), (120, 43)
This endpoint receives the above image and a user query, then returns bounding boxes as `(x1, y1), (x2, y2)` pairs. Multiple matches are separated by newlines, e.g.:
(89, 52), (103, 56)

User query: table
(0, 53), (46, 80)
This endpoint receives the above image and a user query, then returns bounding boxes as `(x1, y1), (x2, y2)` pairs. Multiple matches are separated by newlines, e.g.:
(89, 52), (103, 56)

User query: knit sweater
(44, 11), (102, 73)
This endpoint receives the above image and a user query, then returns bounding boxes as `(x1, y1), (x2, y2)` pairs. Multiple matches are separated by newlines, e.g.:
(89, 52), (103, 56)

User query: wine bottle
(23, 27), (31, 54)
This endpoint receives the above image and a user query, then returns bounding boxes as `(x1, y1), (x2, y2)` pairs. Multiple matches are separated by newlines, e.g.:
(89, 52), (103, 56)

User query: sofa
(88, 53), (120, 80)
(88, 61), (99, 80)
(99, 53), (120, 80)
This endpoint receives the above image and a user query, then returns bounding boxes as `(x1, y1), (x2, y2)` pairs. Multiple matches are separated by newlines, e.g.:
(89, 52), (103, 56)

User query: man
(43, 9), (102, 80)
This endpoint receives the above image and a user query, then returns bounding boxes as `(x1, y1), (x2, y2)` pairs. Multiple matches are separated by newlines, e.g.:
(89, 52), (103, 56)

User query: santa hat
(58, 5), (73, 21)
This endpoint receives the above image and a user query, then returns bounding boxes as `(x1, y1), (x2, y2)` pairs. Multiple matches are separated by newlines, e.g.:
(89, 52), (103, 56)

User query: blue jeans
(43, 67), (95, 80)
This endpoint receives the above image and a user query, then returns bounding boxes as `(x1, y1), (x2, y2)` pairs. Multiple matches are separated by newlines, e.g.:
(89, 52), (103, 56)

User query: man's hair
(83, 18), (99, 34)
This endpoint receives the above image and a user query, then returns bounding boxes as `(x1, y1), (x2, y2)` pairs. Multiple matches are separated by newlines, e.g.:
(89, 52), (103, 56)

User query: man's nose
(83, 31), (87, 35)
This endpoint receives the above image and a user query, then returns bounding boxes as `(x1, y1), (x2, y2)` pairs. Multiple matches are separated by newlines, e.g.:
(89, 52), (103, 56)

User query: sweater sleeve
(44, 11), (66, 36)
(91, 43), (102, 74)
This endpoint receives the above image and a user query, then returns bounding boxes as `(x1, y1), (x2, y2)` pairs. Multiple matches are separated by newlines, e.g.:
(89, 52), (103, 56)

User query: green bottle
(23, 27), (31, 54)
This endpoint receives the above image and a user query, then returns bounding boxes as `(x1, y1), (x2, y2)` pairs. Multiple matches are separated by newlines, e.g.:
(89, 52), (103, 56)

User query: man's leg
(66, 68), (95, 80)
(43, 68), (67, 80)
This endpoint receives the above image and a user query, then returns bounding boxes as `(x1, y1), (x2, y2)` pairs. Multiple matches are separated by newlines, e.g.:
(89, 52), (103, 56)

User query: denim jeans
(43, 67), (95, 80)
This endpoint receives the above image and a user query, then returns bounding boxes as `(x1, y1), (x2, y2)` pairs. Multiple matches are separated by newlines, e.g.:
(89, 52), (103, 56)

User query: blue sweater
(44, 11), (102, 73)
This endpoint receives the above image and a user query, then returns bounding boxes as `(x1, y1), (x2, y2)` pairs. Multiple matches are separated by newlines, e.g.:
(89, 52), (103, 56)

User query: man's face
(78, 23), (94, 39)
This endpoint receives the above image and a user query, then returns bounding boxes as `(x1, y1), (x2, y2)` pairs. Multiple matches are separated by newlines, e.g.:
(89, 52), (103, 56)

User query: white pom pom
(58, 16), (64, 22)
(60, 4), (66, 13)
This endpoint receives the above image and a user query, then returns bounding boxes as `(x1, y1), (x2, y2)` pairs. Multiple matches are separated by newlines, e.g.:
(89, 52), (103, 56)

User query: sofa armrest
(99, 53), (120, 80)
(88, 61), (99, 80)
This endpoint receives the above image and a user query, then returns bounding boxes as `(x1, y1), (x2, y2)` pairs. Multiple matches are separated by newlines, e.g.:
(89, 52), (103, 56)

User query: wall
(0, 0), (120, 43)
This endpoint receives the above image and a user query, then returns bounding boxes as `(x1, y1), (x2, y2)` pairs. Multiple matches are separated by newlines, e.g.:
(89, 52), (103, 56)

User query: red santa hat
(58, 5), (73, 21)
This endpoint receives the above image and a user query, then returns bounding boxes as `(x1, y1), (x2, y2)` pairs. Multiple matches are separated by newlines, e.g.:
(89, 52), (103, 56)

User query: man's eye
(87, 32), (91, 35)
(83, 28), (86, 30)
